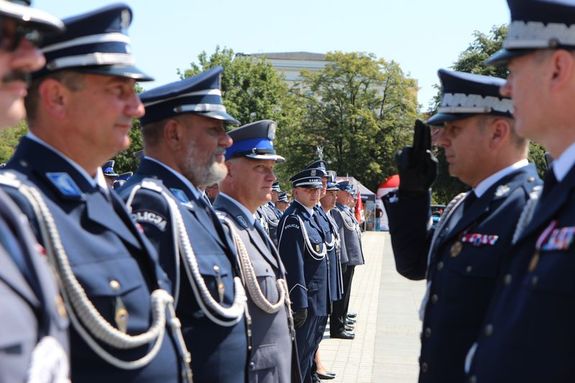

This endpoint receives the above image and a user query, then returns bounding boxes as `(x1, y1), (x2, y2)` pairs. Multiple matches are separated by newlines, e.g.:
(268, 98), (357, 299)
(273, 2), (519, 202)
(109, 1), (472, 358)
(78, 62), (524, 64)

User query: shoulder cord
(277, 214), (327, 260)
(16, 181), (191, 380)
(125, 182), (245, 328)
(297, 215), (326, 260)
(262, 206), (279, 228)
(229, 216), (297, 341)
(426, 192), (467, 267)
(325, 213), (341, 249)
(335, 208), (356, 231)
(221, 216), (287, 314)
(512, 186), (542, 244)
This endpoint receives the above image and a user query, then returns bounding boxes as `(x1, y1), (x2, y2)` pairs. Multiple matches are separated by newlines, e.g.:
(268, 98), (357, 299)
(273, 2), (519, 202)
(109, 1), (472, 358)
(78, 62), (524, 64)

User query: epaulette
(512, 184), (542, 244)
(46, 172), (82, 199)
(0, 171), (24, 189)
(139, 178), (164, 193)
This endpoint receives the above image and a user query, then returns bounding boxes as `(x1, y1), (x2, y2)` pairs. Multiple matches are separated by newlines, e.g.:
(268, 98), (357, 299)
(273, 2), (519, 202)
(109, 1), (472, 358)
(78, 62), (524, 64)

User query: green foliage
(293, 51), (418, 191)
(0, 121), (27, 164)
(179, 47), (305, 190)
(110, 83), (145, 174)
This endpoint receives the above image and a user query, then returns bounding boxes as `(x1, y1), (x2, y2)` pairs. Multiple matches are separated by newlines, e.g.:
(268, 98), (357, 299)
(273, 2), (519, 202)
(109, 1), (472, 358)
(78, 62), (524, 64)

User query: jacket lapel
(519, 166), (575, 242)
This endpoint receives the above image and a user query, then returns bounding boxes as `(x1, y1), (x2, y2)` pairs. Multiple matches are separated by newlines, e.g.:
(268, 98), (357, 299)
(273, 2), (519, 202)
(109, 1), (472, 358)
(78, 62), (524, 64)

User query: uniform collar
(292, 199), (314, 216)
(219, 192), (255, 225)
(143, 156), (202, 199)
(26, 132), (106, 190)
(550, 141), (575, 182)
(473, 159), (529, 198)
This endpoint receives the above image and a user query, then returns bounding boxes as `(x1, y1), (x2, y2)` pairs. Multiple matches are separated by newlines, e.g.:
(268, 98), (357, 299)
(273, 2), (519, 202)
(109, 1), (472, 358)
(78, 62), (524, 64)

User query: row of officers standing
(0, 1), (365, 383)
(383, 0), (575, 383)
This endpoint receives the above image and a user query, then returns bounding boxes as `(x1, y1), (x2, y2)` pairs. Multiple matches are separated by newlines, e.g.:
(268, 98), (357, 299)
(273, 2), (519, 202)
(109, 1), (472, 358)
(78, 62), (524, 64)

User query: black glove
(293, 308), (308, 329)
(395, 119), (438, 194)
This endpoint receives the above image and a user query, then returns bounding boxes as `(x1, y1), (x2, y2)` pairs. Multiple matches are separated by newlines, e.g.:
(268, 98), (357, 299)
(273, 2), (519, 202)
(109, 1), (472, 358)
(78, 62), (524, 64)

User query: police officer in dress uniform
(0, 5), (192, 382)
(382, 69), (540, 383)
(466, 1), (575, 382)
(214, 120), (299, 383)
(0, 2), (69, 382)
(302, 160), (341, 382)
(276, 192), (290, 212)
(329, 181), (365, 339)
(278, 169), (329, 383)
(102, 160), (119, 188)
(118, 67), (248, 383)
(258, 181), (283, 246)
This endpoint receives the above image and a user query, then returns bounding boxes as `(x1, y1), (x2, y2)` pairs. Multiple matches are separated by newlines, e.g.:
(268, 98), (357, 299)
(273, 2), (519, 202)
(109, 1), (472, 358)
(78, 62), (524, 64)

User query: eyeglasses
(0, 18), (42, 52)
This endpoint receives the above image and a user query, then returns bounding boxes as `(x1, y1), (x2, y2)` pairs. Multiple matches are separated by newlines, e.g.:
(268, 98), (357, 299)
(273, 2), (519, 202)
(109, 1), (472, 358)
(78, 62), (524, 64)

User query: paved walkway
(319, 232), (426, 383)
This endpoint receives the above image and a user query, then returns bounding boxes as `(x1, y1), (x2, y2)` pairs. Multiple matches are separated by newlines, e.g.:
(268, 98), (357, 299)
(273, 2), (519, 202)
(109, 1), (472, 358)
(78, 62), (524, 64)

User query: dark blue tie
(542, 169), (557, 198)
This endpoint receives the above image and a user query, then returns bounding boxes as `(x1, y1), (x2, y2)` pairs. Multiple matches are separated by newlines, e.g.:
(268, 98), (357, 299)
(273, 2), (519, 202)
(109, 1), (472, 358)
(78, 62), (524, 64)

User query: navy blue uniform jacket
(385, 164), (540, 383)
(119, 158), (247, 383)
(468, 163), (575, 383)
(2, 137), (183, 383)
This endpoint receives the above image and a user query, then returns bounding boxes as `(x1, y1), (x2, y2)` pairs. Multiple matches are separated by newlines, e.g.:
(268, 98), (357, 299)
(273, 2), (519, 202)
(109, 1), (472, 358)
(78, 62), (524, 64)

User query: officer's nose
(10, 38), (45, 73)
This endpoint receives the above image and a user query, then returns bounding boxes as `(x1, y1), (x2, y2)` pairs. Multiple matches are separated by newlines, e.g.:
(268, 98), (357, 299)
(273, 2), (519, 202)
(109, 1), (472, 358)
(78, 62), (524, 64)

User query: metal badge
(114, 297), (129, 333)
(495, 184), (510, 197)
(528, 251), (540, 272)
(214, 265), (225, 303)
(55, 294), (67, 319)
(450, 241), (463, 257)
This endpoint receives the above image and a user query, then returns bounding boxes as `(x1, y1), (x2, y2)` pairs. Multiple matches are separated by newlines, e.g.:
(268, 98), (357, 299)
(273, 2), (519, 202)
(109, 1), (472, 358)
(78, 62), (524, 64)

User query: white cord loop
(15, 182), (186, 374)
(125, 182), (246, 327)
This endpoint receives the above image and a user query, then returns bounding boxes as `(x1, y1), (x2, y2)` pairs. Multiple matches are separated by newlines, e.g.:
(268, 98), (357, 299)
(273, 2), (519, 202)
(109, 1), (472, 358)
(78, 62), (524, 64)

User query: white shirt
(550, 141), (575, 182)
(473, 159), (529, 197)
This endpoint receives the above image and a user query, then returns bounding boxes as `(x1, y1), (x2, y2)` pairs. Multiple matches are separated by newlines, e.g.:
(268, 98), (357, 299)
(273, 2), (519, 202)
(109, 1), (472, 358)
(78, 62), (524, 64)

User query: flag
(355, 189), (364, 223)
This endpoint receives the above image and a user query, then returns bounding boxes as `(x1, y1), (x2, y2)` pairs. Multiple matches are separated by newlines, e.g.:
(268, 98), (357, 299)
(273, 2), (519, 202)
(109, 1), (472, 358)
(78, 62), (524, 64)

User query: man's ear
(38, 79), (69, 119)
(163, 119), (182, 150)
(549, 49), (575, 92)
(488, 117), (511, 150)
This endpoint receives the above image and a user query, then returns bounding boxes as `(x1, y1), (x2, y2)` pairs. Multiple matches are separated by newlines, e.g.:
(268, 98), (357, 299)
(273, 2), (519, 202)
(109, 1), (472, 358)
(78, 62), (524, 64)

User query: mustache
(213, 147), (226, 156)
(2, 71), (30, 86)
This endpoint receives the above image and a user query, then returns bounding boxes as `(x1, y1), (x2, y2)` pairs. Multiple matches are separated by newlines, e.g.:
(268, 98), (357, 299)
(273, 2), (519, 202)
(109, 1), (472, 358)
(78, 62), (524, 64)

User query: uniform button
(421, 362), (428, 373)
(431, 294), (439, 304)
(109, 279), (121, 290)
(527, 176), (535, 183)
(504, 274), (512, 285)
(469, 376), (477, 383)
(437, 261), (444, 271)
(424, 327), (432, 338)
(484, 324), (493, 336)
(19, 160), (28, 167)
(532, 276), (539, 286)
(466, 265), (473, 273)
(249, 362), (255, 370)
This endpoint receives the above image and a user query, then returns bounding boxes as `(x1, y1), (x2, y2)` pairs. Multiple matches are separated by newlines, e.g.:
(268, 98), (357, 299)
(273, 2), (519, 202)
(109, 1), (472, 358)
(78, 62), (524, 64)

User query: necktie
(463, 191), (477, 211)
(542, 169), (557, 198)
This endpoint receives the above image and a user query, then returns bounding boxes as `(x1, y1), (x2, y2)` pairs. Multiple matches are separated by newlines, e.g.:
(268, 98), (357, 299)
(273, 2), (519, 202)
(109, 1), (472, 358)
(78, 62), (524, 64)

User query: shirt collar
(144, 156), (202, 199)
(551, 141), (575, 182)
(26, 132), (106, 189)
(219, 192), (256, 225)
(293, 200), (315, 216)
(473, 159), (529, 197)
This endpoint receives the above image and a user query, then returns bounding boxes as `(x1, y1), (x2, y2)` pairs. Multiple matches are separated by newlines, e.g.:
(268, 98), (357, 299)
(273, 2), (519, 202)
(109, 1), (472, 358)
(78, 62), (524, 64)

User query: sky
(35, 0), (510, 111)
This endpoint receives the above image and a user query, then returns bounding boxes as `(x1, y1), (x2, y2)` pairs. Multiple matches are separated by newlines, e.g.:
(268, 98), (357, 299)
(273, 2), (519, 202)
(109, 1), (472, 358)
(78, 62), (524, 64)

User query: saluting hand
(395, 119), (438, 194)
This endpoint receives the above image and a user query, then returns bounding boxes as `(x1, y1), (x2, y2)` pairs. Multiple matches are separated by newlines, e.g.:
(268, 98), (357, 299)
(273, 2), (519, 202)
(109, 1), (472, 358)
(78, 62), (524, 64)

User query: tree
(293, 51), (418, 191)
(179, 47), (305, 189)
(430, 25), (547, 203)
